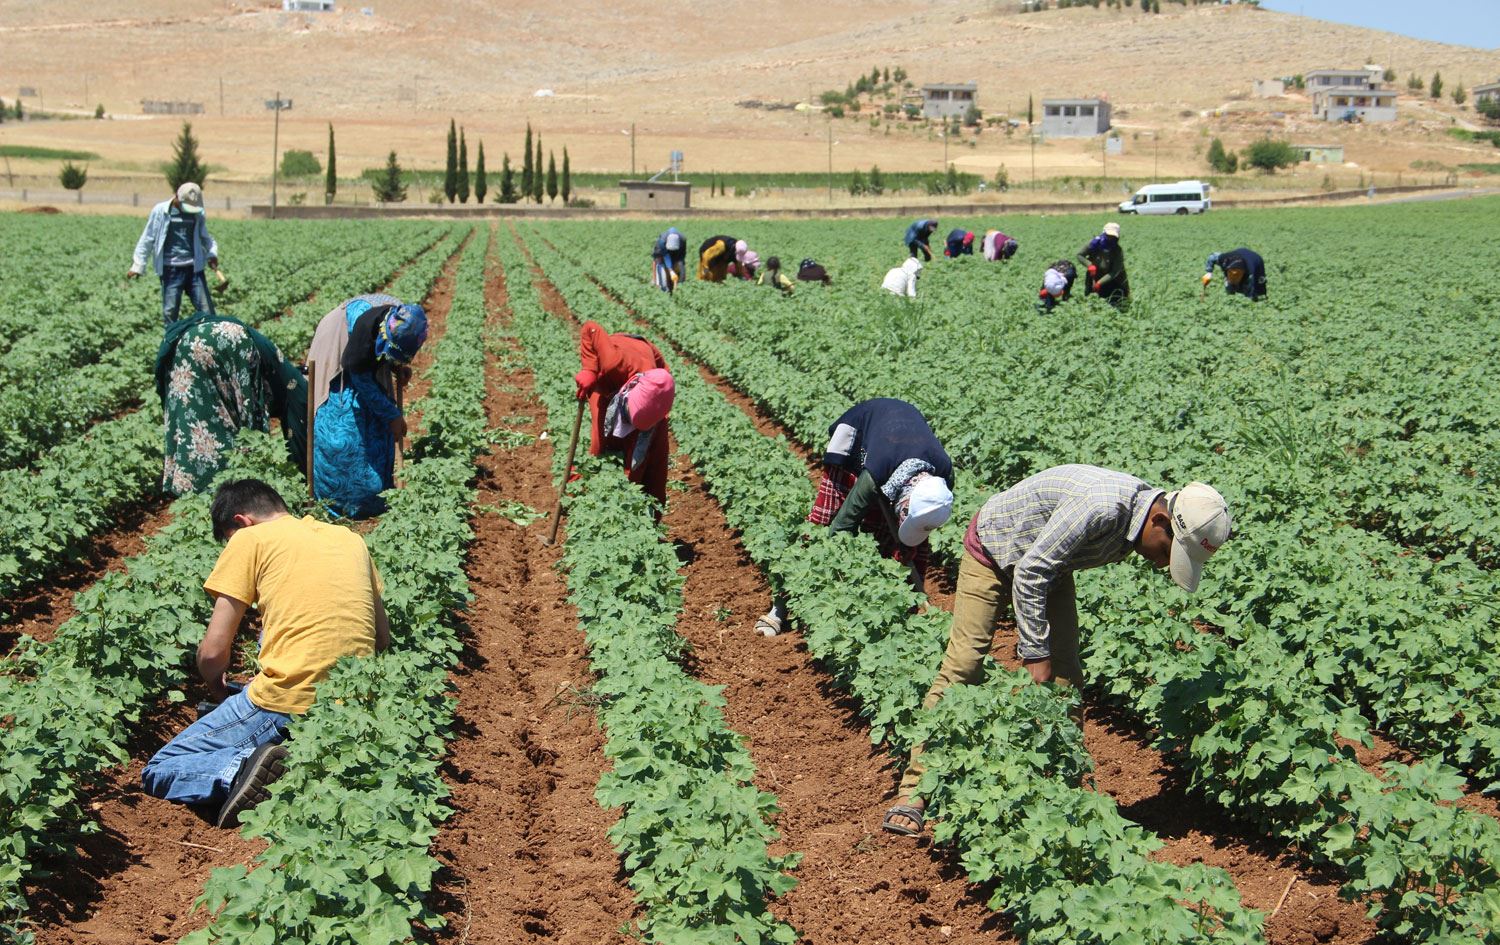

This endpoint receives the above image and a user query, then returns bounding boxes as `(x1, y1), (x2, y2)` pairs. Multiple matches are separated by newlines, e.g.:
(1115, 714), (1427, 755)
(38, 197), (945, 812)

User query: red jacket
(576, 321), (672, 502)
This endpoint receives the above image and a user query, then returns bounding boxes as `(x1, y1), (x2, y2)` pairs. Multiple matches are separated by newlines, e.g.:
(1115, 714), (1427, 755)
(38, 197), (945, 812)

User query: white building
(1306, 67), (1396, 123)
(1474, 81), (1500, 106)
(1040, 98), (1111, 137)
(283, 0), (335, 11)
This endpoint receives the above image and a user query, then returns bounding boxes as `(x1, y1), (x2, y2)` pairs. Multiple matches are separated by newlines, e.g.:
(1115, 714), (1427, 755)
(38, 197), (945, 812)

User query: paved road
(1378, 187), (1500, 205)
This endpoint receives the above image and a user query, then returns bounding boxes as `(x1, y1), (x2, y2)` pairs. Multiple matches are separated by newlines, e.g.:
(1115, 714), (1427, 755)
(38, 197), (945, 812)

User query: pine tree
(869, 164), (885, 195)
(561, 147), (571, 204)
(457, 128), (470, 203)
(475, 141), (488, 203)
(945, 162), (960, 195)
(533, 137), (544, 203)
(373, 150), (407, 203)
(500, 152), (517, 203)
(1453, 81), (1467, 106)
(14, 100), (21, 120)
(546, 151), (558, 202)
(325, 123), (337, 205)
(1430, 72), (1443, 100)
(166, 121), (207, 190)
(521, 124), (534, 201)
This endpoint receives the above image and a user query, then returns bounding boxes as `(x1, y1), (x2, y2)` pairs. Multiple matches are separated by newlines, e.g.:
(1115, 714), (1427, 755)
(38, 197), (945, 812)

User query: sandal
(753, 614), (783, 637)
(882, 803), (925, 837)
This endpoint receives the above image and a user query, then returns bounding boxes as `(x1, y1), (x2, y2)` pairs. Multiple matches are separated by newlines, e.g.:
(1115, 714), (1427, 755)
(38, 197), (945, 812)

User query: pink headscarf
(734, 240), (750, 263)
(627, 368), (675, 430)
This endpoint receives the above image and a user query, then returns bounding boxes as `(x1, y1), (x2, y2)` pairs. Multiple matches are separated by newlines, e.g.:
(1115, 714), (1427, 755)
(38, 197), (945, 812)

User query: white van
(1118, 180), (1211, 215)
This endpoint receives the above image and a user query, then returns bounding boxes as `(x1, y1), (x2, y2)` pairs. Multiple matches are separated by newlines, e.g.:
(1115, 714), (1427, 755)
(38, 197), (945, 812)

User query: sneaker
(216, 742), (288, 828)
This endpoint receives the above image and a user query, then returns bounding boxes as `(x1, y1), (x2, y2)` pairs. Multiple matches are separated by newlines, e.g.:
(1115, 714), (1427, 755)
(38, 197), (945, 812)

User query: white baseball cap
(176, 182), (205, 213)
(1166, 482), (1231, 593)
(897, 476), (954, 547)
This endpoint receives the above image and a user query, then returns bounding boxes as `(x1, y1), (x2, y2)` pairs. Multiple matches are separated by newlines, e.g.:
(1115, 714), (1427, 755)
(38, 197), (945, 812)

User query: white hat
(1166, 482), (1231, 593)
(176, 182), (204, 214)
(665, 232), (682, 251)
(898, 476), (954, 547)
(901, 257), (924, 275)
(1103, 221), (1120, 238)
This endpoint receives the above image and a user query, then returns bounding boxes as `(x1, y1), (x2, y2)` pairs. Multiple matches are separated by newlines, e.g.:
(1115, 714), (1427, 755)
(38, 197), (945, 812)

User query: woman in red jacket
(574, 321), (675, 505)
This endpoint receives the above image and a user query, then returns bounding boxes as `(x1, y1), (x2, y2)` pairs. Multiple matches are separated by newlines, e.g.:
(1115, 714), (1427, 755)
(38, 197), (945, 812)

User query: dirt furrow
(428, 231), (637, 944)
(28, 236), (470, 945)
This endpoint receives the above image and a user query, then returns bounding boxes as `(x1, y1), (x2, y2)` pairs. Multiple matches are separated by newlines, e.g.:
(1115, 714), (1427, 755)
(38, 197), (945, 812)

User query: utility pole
(631, 122), (636, 176)
(1154, 130), (1159, 182)
(1030, 134), (1037, 187)
(220, 76), (225, 117)
(1102, 135), (1107, 179)
(826, 118), (833, 204)
(266, 92), (292, 218)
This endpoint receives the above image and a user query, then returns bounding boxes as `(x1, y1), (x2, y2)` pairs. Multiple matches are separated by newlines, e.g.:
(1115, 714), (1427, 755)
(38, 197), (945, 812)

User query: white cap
(898, 476), (953, 547)
(1167, 482), (1231, 593)
(1103, 221), (1120, 238)
(902, 257), (924, 275)
(176, 181), (204, 213)
(665, 232), (682, 251)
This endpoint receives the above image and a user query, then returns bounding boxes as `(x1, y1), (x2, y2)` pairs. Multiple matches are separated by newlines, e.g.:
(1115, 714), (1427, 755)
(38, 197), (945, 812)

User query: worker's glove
(1202, 273), (1213, 286)
(1086, 265), (1098, 278)
(573, 369), (597, 400)
(1038, 287), (1049, 298)
(1092, 281), (1103, 293)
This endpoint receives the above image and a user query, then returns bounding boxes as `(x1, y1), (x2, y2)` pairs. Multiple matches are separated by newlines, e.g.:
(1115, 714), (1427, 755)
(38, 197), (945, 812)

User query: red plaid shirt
(808, 466), (930, 570)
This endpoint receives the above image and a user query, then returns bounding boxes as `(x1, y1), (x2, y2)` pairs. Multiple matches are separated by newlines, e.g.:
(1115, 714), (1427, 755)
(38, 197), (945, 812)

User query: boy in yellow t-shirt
(142, 479), (390, 827)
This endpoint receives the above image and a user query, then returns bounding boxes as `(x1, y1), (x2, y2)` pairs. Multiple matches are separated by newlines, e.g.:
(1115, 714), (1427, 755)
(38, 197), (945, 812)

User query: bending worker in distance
(883, 468), (1232, 837)
(982, 230), (1019, 262)
(904, 218), (939, 261)
(697, 234), (742, 283)
(651, 227), (687, 293)
(1078, 221), (1129, 309)
(305, 294), (429, 518)
(141, 479), (390, 828)
(575, 321), (675, 506)
(756, 398), (955, 637)
(944, 229), (975, 258)
(1203, 247), (1268, 301)
(882, 257), (923, 298)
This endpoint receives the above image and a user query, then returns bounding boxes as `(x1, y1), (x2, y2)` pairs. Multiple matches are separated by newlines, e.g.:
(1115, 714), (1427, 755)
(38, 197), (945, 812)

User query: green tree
(1407, 72), (1424, 91)
(1430, 71), (1443, 100)
(325, 124), (337, 205)
(1382, 66), (1396, 83)
(964, 104), (983, 127)
(945, 162), (960, 194)
(882, 67), (890, 83)
(500, 152), (518, 203)
(14, 100), (21, 120)
(372, 150), (407, 202)
(848, 168), (867, 195)
(94, 104), (105, 119)
(561, 147), (571, 203)
(165, 121), (207, 190)
(475, 141), (488, 203)
(993, 164), (1009, 189)
(521, 124), (534, 199)
(457, 127), (470, 203)
(443, 119), (457, 202)
(59, 162), (88, 190)
(1027, 94), (1034, 125)
(869, 164), (885, 195)
(280, 149), (320, 177)
(893, 66), (907, 84)
(546, 151), (558, 202)
(1479, 98), (1500, 123)
(1244, 137), (1298, 173)
(1453, 81), (1467, 106)
(533, 137), (544, 203)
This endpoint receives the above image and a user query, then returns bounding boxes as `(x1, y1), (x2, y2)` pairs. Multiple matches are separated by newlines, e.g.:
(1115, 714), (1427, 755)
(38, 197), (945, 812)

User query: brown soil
(427, 231), (637, 944)
(403, 229), (472, 433)
(25, 233), (473, 945)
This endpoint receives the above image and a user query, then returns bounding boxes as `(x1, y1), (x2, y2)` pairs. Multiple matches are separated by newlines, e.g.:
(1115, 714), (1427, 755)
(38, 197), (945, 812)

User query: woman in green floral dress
(154, 314), (308, 495)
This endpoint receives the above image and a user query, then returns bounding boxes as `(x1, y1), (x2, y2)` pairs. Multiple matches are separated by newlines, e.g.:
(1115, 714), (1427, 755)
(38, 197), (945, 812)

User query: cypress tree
(546, 151), (558, 202)
(533, 136), (544, 203)
(521, 123), (534, 199)
(500, 152), (517, 203)
(1430, 71), (1443, 100)
(444, 119), (458, 202)
(475, 141), (488, 203)
(324, 123), (337, 205)
(561, 147), (571, 204)
(1027, 95), (1034, 125)
(458, 127), (470, 203)
(166, 121), (207, 190)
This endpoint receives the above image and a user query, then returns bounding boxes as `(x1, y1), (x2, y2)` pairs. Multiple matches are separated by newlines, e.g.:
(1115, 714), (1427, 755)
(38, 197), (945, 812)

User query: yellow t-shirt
(204, 515), (383, 715)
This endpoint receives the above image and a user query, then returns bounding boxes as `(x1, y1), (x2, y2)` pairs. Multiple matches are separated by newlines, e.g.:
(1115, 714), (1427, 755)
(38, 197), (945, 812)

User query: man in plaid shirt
(883, 465), (1232, 836)
(755, 399), (955, 636)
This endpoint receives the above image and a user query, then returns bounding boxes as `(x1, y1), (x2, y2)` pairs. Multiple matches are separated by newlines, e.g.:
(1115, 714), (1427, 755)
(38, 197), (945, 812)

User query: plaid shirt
(970, 465), (1162, 660)
(809, 466), (928, 570)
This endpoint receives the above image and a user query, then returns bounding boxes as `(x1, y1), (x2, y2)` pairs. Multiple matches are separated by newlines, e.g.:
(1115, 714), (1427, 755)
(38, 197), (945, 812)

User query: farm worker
(154, 312), (308, 496)
(757, 256), (796, 294)
(128, 181), (220, 328)
(883, 469), (1232, 837)
(651, 227), (687, 293)
(904, 219), (938, 261)
(755, 398), (954, 636)
(141, 478), (391, 827)
(944, 229), (975, 257)
(1203, 248), (1267, 301)
(1078, 221), (1129, 308)
(797, 258), (833, 285)
(1035, 259), (1078, 313)
(982, 230), (1019, 262)
(305, 294), (428, 518)
(575, 321), (675, 506)
(697, 235), (741, 282)
(882, 257), (923, 298)
(731, 249), (761, 281)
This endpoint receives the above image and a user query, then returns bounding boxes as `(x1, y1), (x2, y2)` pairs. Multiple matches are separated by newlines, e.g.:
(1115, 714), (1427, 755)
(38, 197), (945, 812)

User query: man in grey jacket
(128, 182), (219, 327)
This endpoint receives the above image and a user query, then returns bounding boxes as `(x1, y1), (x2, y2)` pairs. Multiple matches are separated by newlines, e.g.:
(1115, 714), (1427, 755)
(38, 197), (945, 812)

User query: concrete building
(1253, 78), (1286, 98)
(1474, 81), (1500, 106)
(1296, 144), (1345, 163)
(620, 180), (691, 211)
(283, 0), (335, 11)
(1040, 98), (1111, 138)
(1312, 87), (1397, 122)
(920, 83), (977, 120)
(1305, 67), (1384, 92)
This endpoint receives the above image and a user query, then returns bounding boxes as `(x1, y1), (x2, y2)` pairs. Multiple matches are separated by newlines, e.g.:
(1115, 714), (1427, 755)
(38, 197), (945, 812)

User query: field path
(26, 237), (467, 945)
(427, 232), (638, 944)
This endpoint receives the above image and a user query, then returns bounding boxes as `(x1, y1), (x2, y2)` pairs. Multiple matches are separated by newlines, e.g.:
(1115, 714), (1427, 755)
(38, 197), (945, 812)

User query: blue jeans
(160, 264), (213, 326)
(141, 689), (290, 807)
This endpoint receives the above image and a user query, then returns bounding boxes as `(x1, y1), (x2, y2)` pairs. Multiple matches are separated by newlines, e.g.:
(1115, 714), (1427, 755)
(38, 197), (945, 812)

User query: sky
(1255, 0), (1500, 50)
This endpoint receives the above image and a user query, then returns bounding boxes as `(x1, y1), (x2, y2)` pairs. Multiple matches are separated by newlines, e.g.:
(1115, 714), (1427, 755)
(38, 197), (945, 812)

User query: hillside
(2, 0), (1497, 186)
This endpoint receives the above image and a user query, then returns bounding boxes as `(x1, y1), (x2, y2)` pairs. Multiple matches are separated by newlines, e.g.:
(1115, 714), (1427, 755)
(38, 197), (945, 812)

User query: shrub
(1245, 138), (1298, 173)
(279, 149), (320, 178)
(58, 162), (87, 190)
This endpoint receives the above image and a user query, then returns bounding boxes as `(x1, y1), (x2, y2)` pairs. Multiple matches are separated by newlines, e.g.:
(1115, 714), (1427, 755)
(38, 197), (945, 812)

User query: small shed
(282, 0), (335, 10)
(1474, 81), (1500, 106)
(1252, 79), (1285, 98)
(1040, 98), (1111, 138)
(620, 180), (691, 211)
(1297, 144), (1344, 164)
(921, 83), (977, 120)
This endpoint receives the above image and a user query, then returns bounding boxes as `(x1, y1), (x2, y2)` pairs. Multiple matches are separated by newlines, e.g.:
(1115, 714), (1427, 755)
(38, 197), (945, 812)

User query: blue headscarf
(376, 303), (428, 364)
